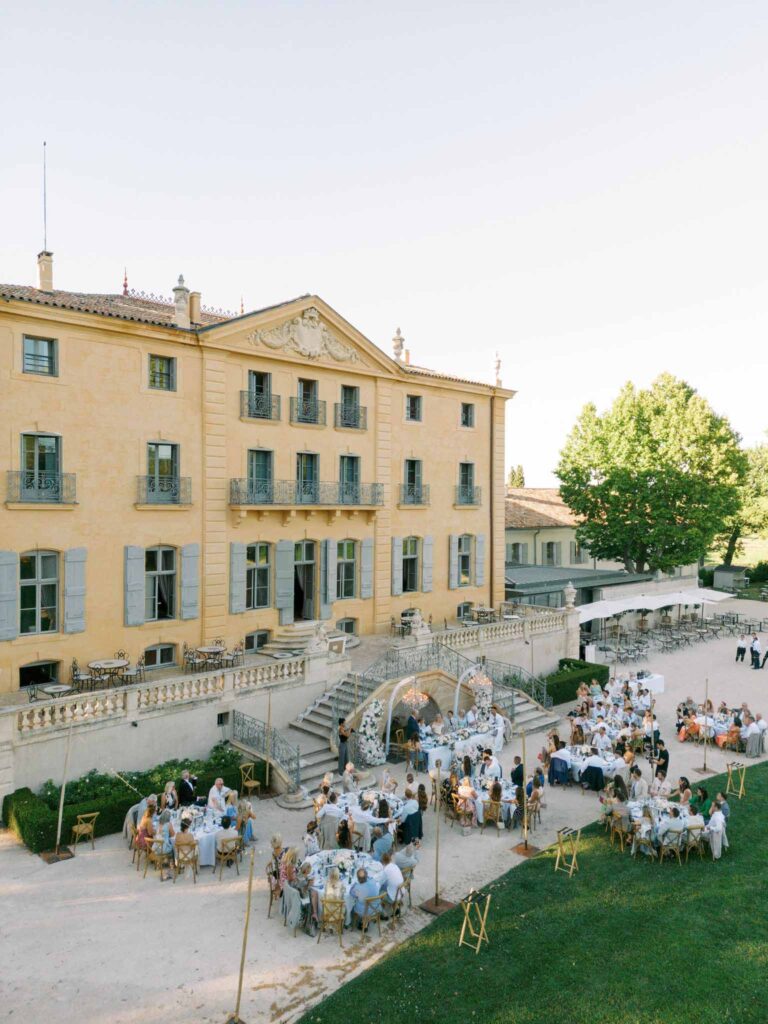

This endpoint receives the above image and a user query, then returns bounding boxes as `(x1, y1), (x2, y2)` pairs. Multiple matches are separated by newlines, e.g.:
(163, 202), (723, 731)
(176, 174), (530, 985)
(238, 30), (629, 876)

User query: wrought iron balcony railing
(399, 483), (430, 505)
(289, 396), (326, 426)
(240, 390), (281, 421)
(229, 478), (383, 507)
(333, 403), (367, 429)
(7, 471), (76, 504)
(137, 475), (192, 505)
(455, 484), (481, 505)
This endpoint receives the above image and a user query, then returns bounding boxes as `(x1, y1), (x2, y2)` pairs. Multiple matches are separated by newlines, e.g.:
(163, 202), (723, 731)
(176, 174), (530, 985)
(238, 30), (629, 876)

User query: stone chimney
(37, 251), (53, 292)
(173, 275), (190, 328)
(189, 291), (201, 324)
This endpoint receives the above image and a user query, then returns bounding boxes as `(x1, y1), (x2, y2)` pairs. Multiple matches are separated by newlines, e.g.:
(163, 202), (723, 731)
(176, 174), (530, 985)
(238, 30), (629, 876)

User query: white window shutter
(360, 538), (374, 599)
(181, 543), (200, 620)
(475, 534), (486, 586)
(448, 535), (459, 590)
(229, 543), (247, 614)
(391, 537), (403, 596)
(64, 548), (87, 634)
(124, 546), (145, 627)
(421, 536), (433, 593)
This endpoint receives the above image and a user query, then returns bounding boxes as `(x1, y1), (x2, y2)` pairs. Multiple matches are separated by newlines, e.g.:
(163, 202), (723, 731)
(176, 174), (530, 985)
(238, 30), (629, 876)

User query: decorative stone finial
(494, 351), (502, 386)
(563, 581), (577, 608)
(123, 267), (128, 296)
(393, 327), (404, 361)
(173, 274), (190, 328)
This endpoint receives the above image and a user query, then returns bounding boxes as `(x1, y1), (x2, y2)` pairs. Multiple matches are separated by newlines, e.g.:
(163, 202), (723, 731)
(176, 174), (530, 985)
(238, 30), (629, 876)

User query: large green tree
(713, 439), (768, 565)
(556, 373), (746, 573)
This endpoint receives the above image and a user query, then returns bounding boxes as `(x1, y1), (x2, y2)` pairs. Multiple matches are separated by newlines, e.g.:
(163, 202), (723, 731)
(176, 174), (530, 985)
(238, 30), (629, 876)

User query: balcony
(399, 483), (430, 506)
(455, 484), (481, 506)
(333, 403), (367, 430)
(289, 397), (326, 426)
(239, 390), (281, 421)
(230, 479), (383, 508)
(136, 475), (192, 506)
(6, 471), (76, 505)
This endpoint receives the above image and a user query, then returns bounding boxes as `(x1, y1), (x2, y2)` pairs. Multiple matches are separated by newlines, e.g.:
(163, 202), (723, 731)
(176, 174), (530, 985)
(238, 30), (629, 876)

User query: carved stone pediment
(246, 307), (358, 362)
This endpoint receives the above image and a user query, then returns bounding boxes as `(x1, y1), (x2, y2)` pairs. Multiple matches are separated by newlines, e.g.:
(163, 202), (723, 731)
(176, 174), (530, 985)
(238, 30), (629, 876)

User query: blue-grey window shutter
(319, 539), (335, 620)
(475, 533), (486, 586)
(391, 537), (403, 597)
(570, 541), (576, 564)
(181, 543), (200, 620)
(554, 541), (563, 566)
(0, 551), (19, 642)
(448, 535), (459, 590)
(124, 546), (145, 627)
(421, 536), (433, 593)
(64, 547), (87, 634)
(521, 542), (529, 564)
(360, 537), (374, 599)
(229, 542), (247, 614)
(275, 540), (294, 625)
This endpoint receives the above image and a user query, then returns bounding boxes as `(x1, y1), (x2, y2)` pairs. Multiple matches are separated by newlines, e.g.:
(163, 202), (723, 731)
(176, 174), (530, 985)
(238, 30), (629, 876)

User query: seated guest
(442, 772), (459, 805)
(623, 746), (636, 768)
(407, 735), (425, 772)
(397, 789), (419, 822)
(405, 772), (417, 793)
(156, 811), (175, 879)
(462, 755), (474, 779)
(705, 800), (728, 859)
(350, 800), (393, 852)
(465, 705), (478, 727)
(237, 798), (257, 843)
(208, 778), (230, 813)
(571, 724), (586, 745)
(377, 797), (390, 820)
(417, 784), (429, 813)
(315, 784), (330, 811)
(588, 679), (604, 698)
(279, 847), (299, 889)
(225, 790), (239, 820)
(432, 713), (446, 736)
(649, 770), (671, 799)
(336, 820), (353, 850)
(691, 786), (712, 818)
(303, 820), (320, 857)
(457, 776), (479, 825)
(161, 780), (179, 811)
(296, 860), (320, 921)
(445, 710), (458, 731)
(318, 791), (343, 821)
(379, 851), (404, 915)
(631, 806), (655, 855)
(686, 808), (705, 831)
(456, 708), (468, 728)
(394, 842), (421, 872)
(174, 818), (196, 856)
(136, 806), (155, 850)
(670, 777), (692, 809)
(270, 832), (286, 862)
(135, 793), (158, 827)
(593, 727), (612, 754)
(551, 741), (572, 767)
(371, 826), (394, 862)
(178, 770), (198, 806)
(629, 767), (648, 801)
(510, 756), (524, 788)
(481, 750), (502, 780)
(324, 866), (344, 902)
(657, 806), (685, 842)
(350, 867), (381, 923)
(715, 792), (731, 822)
(214, 816), (237, 857)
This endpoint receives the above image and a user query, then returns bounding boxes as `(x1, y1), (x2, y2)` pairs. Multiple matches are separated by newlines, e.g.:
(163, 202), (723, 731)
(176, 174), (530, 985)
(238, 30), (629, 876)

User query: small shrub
(749, 560), (768, 583)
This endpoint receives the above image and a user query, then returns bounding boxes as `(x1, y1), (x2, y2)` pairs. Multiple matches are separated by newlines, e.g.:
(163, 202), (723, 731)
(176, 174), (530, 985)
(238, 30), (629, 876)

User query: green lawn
(298, 763), (768, 1024)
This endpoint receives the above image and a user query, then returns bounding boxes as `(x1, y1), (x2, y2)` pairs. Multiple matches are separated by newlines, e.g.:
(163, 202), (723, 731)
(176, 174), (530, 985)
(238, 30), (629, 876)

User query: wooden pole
(55, 717), (75, 855)
(521, 729), (528, 848)
(226, 847), (256, 1024)
(696, 678), (711, 774)
(433, 759), (441, 905)
(265, 688), (272, 790)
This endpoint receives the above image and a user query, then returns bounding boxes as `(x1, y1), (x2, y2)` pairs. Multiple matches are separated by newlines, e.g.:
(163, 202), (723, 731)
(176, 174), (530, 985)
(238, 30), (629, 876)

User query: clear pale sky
(2, 1), (766, 483)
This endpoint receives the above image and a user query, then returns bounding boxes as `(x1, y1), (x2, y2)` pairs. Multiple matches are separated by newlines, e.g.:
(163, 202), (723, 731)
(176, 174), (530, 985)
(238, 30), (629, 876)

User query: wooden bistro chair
(609, 811), (629, 853)
(658, 831), (684, 866)
(173, 843), (199, 884)
(400, 866), (414, 908)
(451, 793), (473, 830)
(631, 825), (657, 861)
(266, 861), (281, 918)
(482, 799), (503, 836)
(387, 885), (405, 930)
(143, 837), (173, 880)
(527, 795), (542, 831)
(684, 825), (705, 863)
(317, 897), (345, 947)
(215, 836), (241, 880)
(71, 812), (99, 853)
(359, 893), (383, 941)
(240, 763), (261, 801)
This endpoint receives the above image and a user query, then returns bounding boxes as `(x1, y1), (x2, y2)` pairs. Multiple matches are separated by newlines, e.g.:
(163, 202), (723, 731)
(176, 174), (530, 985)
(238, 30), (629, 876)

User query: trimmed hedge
(2, 745), (266, 854)
(545, 658), (610, 707)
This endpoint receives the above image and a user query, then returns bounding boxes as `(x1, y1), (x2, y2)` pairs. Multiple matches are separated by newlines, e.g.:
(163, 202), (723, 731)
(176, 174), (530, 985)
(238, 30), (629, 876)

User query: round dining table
(89, 659), (129, 673)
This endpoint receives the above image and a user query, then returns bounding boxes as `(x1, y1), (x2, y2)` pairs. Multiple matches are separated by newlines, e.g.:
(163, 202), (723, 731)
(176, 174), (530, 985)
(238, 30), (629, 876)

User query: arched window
(246, 542), (271, 609)
(20, 550), (59, 635)
(336, 540), (357, 599)
(144, 546), (176, 621)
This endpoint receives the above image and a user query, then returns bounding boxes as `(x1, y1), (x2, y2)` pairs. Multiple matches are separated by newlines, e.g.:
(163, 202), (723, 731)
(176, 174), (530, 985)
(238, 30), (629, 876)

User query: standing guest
(736, 634), (747, 663)
(397, 789), (419, 823)
(407, 734), (425, 772)
(380, 768), (398, 794)
(303, 820), (320, 857)
(207, 778), (230, 813)
(161, 780), (179, 811)
(342, 762), (359, 793)
(337, 718), (353, 775)
(318, 791), (343, 822)
(510, 756), (524, 788)
(405, 712), (420, 740)
(178, 770), (198, 806)
(750, 634), (761, 669)
(371, 826), (394, 862)
(649, 739), (670, 778)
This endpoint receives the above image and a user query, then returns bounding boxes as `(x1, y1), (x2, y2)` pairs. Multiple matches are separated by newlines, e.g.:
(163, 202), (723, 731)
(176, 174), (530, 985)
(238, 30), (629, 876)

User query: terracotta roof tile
(505, 488), (579, 529)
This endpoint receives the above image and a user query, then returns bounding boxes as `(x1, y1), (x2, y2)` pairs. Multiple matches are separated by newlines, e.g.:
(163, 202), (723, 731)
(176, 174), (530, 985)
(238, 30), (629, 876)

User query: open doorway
(294, 540), (316, 620)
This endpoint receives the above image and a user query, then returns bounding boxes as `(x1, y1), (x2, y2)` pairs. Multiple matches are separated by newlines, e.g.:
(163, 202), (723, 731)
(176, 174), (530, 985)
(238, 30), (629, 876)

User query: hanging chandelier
(402, 687), (430, 712)
(470, 671), (493, 692)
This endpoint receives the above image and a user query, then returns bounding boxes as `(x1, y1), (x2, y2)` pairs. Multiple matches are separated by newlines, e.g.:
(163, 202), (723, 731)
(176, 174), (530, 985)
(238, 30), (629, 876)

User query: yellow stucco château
(0, 253), (513, 694)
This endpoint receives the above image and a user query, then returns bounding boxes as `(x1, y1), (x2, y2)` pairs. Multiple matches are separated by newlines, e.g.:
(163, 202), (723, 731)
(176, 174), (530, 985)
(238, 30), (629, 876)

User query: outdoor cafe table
(472, 606), (497, 623)
(39, 683), (73, 697)
(88, 659), (129, 681)
(197, 646), (225, 655)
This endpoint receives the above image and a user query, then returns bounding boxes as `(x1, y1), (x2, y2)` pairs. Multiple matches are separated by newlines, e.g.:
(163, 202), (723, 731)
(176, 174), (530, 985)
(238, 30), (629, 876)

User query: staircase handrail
(232, 710), (301, 790)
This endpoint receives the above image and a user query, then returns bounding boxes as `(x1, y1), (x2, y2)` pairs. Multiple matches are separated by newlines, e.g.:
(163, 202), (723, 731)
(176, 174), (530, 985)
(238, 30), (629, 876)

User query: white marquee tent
(578, 588), (731, 625)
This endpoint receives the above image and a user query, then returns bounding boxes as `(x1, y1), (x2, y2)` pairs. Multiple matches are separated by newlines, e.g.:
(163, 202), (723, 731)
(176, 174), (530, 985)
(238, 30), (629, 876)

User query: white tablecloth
(306, 850), (384, 924)
(639, 673), (665, 694)
(474, 780), (517, 824)
(421, 728), (495, 770)
(568, 748), (629, 783)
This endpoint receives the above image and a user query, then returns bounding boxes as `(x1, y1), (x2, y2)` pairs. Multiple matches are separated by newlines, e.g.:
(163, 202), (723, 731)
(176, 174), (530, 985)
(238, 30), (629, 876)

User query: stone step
(300, 746), (334, 768)
(289, 719), (331, 742)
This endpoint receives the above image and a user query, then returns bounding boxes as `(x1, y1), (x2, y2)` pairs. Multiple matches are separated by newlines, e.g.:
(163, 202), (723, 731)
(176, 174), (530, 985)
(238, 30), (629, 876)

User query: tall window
(458, 463), (475, 503)
(296, 378), (319, 423)
(405, 394), (422, 421)
(543, 541), (559, 566)
(336, 540), (357, 599)
(247, 450), (273, 502)
(402, 537), (419, 593)
(20, 551), (58, 635)
(339, 455), (360, 504)
(461, 402), (475, 427)
(247, 370), (273, 418)
(403, 459), (423, 503)
(338, 384), (360, 428)
(147, 442), (179, 503)
(148, 354), (176, 391)
(23, 336), (57, 376)
(506, 542), (524, 565)
(21, 434), (61, 501)
(296, 453), (319, 502)
(458, 534), (472, 586)
(145, 547), (176, 621)
(246, 542), (271, 609)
